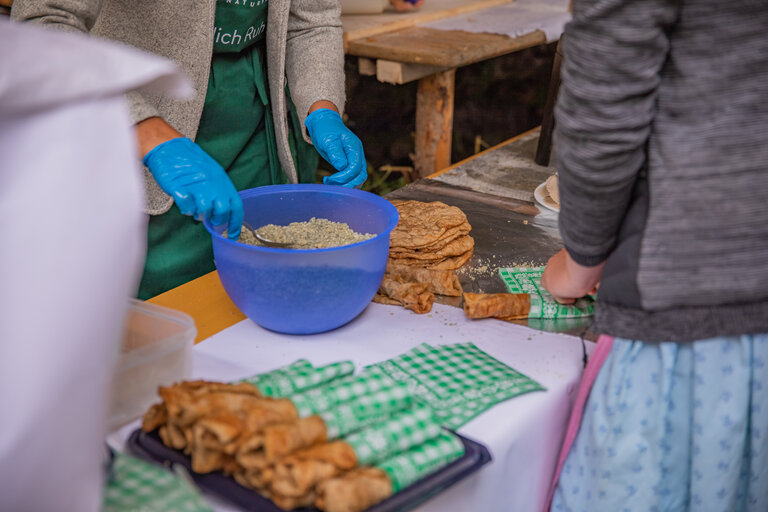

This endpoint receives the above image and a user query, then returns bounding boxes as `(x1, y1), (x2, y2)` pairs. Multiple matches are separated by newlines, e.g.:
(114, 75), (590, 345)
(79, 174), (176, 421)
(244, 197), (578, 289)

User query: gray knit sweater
(12, 0), (346, 215)
(556, 0), (768, 341)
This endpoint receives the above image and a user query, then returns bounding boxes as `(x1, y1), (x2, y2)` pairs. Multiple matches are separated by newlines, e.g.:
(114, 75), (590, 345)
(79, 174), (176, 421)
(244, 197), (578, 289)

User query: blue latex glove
(143, 137), (244, 239)
(304, 108), (368, 188)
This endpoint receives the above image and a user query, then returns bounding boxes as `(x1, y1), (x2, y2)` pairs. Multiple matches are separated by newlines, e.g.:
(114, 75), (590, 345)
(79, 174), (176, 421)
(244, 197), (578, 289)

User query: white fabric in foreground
(0, 20), (190, 512)
(120, 302), (589, 512)
(0, 19), (193, 115)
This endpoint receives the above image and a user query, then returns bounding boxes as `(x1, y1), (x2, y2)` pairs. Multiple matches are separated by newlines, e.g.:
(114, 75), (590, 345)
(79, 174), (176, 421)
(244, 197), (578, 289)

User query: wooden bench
(342, 0), (570, 178)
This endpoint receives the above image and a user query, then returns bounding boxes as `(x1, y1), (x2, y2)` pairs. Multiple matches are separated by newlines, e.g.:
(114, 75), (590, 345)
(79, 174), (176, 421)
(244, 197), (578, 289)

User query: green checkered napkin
(377, 431), (465, 492)
(368, 342), (544, 429)
(499, 266), (595, 319)
(319, 382), (413, 438)
(239, 358), (312, 388)
(290, 371), (396, 417)
(103, 452), (211, 512)
(242, 360), (355, 398)
(344, 405), (442, 465)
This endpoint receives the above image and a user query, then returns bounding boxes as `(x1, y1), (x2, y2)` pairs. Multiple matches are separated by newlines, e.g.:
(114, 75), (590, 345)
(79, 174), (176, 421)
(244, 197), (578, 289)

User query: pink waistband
(543, 334), (614, 512)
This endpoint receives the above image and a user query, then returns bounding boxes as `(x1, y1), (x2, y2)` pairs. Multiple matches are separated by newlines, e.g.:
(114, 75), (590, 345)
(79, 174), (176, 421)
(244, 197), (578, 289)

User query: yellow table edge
(148, 128), (540, 344)
(148, 271), (244, 344)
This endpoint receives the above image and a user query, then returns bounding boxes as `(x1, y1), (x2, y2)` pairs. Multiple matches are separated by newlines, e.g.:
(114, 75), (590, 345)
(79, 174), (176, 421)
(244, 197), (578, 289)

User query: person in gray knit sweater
(542, 0), (768, 509)
(12, 0), (367, 298)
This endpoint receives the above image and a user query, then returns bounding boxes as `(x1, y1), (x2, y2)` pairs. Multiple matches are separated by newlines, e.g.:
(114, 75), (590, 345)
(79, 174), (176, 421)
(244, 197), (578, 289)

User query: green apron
(138, 0), (318, 299)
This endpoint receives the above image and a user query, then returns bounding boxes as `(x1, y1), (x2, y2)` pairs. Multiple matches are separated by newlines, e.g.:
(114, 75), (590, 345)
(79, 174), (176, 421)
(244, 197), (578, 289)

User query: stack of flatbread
(387, 200), (474, 270)
(374, 200), (473, 314)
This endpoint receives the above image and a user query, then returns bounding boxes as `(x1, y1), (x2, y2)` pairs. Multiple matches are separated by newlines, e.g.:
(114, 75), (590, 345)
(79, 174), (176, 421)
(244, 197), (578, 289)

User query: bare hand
(135, 117), (183, 159)
(390, 0), (425, 12)
(541, 248), (605, 304)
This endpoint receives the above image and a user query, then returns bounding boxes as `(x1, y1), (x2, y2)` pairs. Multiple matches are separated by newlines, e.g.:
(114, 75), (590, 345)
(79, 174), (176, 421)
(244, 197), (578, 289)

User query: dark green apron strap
(251, 47), (284, 185)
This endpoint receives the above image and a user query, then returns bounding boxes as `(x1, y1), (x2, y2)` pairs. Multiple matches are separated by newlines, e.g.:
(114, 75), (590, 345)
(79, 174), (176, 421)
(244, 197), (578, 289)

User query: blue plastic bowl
(204, 184), (399, 334)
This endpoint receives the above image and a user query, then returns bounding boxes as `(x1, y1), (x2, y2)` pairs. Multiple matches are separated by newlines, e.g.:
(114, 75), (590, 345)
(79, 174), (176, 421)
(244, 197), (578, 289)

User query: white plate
(534, 181), (560, 213)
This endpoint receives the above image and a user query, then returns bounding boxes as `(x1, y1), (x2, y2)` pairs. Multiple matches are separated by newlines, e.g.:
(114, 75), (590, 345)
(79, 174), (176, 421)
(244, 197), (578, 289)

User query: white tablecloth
(112, 302), (589, 512)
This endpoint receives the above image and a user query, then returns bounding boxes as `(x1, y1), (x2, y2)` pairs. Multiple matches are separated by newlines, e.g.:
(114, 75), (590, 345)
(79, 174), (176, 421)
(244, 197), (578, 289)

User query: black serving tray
(127, 428), (492, 512)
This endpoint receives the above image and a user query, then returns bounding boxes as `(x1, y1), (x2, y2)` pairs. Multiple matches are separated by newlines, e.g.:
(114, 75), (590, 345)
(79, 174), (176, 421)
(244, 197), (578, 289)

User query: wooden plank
(397, 179), (540, 216)
(375, 59), (448, 85)
(358, 57), (376, 76)
(414, 69), (455, 178)
(342, 0), (513, 43)
(428, 127), (541, 178)
(346, 26), (547, 67)
(0, 0), (13, 7)
(430, 128), (558, 205)
(148, 271), (245, 344)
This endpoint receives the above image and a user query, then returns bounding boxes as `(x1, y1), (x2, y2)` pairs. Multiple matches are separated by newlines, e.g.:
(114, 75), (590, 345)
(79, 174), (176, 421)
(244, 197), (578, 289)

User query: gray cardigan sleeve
(11, 0), (160, 125)
(284, 0), (346, 140)
(11, 0), (102, 32)
(554, 0), (680, 266)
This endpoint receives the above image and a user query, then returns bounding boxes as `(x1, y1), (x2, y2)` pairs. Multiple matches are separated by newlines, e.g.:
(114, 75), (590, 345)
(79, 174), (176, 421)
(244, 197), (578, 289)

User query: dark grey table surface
(386, 132), (594, 337)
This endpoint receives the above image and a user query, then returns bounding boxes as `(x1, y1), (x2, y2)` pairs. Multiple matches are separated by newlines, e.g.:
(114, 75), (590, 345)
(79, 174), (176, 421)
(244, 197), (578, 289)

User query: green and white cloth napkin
(290, 371), (397, 417)
(499, 266), (595, 319)
(368, 342), (544, 429)
(344, 405), (442, 465)
(377, 431), (465, 492)
(242, 361), (417, 436)
(103, 452), (211, 512)
(241, 359), (355, 397)
(319, 382), (414, 438)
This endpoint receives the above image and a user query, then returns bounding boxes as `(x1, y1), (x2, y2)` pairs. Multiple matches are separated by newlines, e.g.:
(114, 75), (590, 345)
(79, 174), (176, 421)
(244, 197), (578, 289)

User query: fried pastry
(463, 292), (531, 320)
(142, 402), (167, 432)
(264, 415), (328, 462)
(374, 279), (434, 314)
(545, 174), (559, 205)
(270, 441), (358, 498)
(315, 467), (393, 512)
(385, 263), (462, 297)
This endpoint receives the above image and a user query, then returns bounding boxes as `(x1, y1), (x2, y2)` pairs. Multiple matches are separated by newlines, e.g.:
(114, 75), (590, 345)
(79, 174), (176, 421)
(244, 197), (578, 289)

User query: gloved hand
(304, 108), (368, 188)
(143, 137), (244, 239)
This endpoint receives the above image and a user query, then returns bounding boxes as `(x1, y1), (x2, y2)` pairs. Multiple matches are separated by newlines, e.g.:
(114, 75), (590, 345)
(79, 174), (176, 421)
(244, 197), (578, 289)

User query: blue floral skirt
(552, 335), (768, 512)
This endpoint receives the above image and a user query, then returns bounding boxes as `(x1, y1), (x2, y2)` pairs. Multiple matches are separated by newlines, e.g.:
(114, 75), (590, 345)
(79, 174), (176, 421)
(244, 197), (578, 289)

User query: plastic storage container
(204, 184), (399, 335)
(108, 300), (196, 431)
